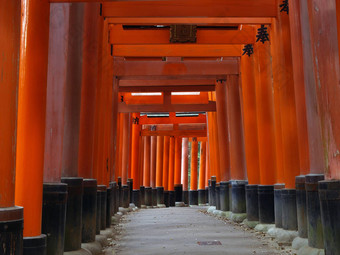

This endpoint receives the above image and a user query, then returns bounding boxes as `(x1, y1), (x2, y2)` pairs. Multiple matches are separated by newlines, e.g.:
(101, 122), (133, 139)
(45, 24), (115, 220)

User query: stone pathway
(113, 207), (283, 255)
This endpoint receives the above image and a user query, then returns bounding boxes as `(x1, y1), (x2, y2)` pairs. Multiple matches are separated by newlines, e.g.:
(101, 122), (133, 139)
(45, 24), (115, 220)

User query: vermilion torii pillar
(0, 1), (23, 253)
(253, 37), (277, 226)
(168, 137), (176, 206)
(189, 138), (199, 205)
(198, 141), (207, 205)
(15, 0), (50, 253)
(121, 113), (131, 208)
(181, 138), (189, 205)
(226, 76), (247, 216)
(143, 136), (152, 207)
(241, 53), (261, 223)
(150, 135), (158, 206)
(174, 137), (183, 202)
(163, 136), (170, 207)
(131, 113), (141, 207)
(156, 136), (165, 205)
(304, 0), (340, 253)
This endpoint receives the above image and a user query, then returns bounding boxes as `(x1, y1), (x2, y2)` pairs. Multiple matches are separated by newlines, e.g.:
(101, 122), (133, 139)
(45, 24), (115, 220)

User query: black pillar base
(110, 182), (118, 215)
(209, 177), (217, 206)
(132, 190), (141, 208)
(117, 177), (122, 207)
(246, 184), (259, 222)
(97, 185), (107, 231)
(106, 187), (112, 228)
(140, 186), (145, 206)
(112, 182), (119, 214)
(205, 187), (209, 204)
(164, 191), (170, 207)
(220, 182), (229, 212)
(189, 190), (198, 205)
(122, 185), (129, 209)
(128, 179), (133, 203)
(174, 184), (183, 202)
(282, 189), (297, 230)
(274, 183), (285, 228)
(157, 187), (164, 205)
(319, 180), (340, 255)
(145, 187), (152, 206)
(217, 185), (222, 210)
(0, 206), (23, 255)
(230, 180), (247, 214)
(258, 185), (274, 224)
(81, 180), (97, 243)
(23, 234), (46, 255)
(296, 176), (308, 238)
(183, 190), (189, 205)
(169, 191), (175, 207)
(198, 189), (206, 205)
(306, 174), (324, 249)
(42, 183), (67, 254)
(61, 177), (83, 252)
(152, 188), (157, 206)
(96, 190), (101, 235)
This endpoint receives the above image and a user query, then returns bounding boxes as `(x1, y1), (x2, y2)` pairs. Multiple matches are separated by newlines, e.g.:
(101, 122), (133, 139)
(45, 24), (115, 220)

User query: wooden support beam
(107, 17), (272, 25)
(139, 114), (206, 125)
(119, 85), (215, 93)
(114, 58), (239, 76)
(118, 101), (216, 113)
(109, 25), (256, 45)
(119, 75), (228, 80)
(119, 79), (215, 87)
(141, 129), (207, 137)
(102, 0), (277, 18)
(112, 44), (243, 57)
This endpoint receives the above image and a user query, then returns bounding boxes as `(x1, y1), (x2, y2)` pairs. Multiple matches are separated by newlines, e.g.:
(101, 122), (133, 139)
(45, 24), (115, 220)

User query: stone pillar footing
(61, 177), (84, 252)
(198, 189), (206, 205)
(164, 191), (170, 207)
(132, 190), (141, 208)
(305, 174), (324, 249)
(0, 206), (24, 254)
(42, 183), (68, 254)
(219, 181), (229, 211)
(296, 176), (308, 238)
(169, 191), (175, 207)
(145, 187), (152, 207)
(274, 183), (285, 228)
(189, 190), (198, 205)
(230, 180), (247, 214)
(174, 184), (183, 202)
(319, 179), (340, 254)
(246, 184), (259, 222)
(156, 187), (164, 205)
(182, 190), (189, 205)
(23, 235), (47, 255)
(281, 189), (297, 230)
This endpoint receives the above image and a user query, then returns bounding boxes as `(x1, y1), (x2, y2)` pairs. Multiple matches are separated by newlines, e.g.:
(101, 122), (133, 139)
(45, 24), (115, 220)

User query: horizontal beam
(102, 0), (277, 18)
(119, 78), (216, 87)
(141, 129), (207, 137)
(107, 17), (272, 25)
(114, 58), (239, 76)
(109, 25), (256, 45)
(112, 44), (243, 57)
(118, 101), (216, 113)
(119, 85), (215, 92)
(139, 114), (206, 125)
(118, 75), (227, 81)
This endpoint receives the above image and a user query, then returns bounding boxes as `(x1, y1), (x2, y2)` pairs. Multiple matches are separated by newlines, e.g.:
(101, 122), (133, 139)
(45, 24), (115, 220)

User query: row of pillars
(115, 114), (210, 208)
(201, 1), (340, 255)
(0, 2), (119, 254)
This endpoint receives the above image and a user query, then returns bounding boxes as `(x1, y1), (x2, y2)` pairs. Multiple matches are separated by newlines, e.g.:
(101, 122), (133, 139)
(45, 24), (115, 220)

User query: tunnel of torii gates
(2, 0), (340, 254)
